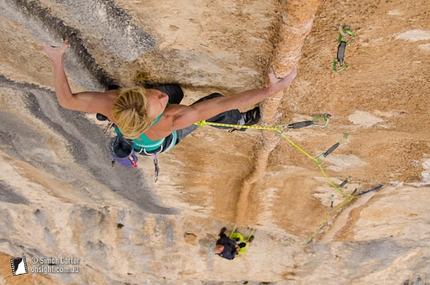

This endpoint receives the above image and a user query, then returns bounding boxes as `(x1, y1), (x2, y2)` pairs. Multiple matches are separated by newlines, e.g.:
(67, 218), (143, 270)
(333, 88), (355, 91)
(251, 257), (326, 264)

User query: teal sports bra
(115, 104), (177, 153)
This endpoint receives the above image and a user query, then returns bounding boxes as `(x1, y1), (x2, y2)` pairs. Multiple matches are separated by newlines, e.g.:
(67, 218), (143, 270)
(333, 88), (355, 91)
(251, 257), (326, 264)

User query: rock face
(0, 0), (429, 284)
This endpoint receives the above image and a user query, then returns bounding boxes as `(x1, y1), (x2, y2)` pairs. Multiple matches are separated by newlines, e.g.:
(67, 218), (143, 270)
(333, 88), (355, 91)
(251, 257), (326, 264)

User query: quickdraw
(198, 117), (384, 251)
(196, 116), (353, 201)
(316, 133), (349, 159)
(195, 114), (331, 133)
(333, 25), (356, 72)
(339, 176), (352, 188)
(275, 114), (331, 130)
(359, 184), (383, 196)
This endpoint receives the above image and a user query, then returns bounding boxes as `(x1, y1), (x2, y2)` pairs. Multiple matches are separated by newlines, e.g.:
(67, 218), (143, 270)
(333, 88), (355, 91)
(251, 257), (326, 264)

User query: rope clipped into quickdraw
(277, 132), (352, 199)
(247, 183), (384, 254)
(197, 115), (385, 250)
(195, 114), (331, 133)
(196, 114), (352, 201)
(333, 25), (356, 72)
(304, 176), (360, 245)
(276, 114), (331, 130)
(316, 133), (349, 159)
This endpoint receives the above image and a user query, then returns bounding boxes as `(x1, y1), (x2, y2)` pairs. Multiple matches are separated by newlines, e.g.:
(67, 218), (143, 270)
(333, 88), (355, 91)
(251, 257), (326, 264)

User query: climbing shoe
(219, 227), (227, 236)
(231, 107), (260, 132)
(243, 106), (260, 126)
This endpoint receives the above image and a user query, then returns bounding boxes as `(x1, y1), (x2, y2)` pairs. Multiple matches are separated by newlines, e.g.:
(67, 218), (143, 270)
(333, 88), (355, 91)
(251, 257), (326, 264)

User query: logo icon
(10, 256), (28, 276)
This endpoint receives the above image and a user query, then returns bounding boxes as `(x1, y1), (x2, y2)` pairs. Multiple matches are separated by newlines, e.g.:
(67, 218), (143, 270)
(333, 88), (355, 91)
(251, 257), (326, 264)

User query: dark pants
(175, 93), (242, 144)
(134, 87), (242, 155)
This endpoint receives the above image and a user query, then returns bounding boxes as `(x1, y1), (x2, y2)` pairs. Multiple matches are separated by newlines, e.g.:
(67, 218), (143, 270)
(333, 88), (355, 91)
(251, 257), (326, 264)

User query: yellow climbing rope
(196, 118), (359, 251)
(195, 119), (352, 197)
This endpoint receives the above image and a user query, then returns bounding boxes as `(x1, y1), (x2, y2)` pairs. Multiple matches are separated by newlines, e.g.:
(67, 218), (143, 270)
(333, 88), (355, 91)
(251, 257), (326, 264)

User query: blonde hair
(112, 86), (155, 139)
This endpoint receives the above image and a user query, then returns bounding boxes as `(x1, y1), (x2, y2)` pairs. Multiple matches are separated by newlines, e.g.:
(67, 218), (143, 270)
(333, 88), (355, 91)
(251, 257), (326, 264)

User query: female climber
(42, 40), (297, 155)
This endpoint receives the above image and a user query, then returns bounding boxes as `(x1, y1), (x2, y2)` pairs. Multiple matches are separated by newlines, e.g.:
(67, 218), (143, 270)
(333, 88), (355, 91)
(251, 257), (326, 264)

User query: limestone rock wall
(0, 0), (429, 284)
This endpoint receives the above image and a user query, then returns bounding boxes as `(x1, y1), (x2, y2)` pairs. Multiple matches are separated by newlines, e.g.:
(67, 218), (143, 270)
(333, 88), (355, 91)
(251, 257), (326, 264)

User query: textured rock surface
(0, 0), (429, 284)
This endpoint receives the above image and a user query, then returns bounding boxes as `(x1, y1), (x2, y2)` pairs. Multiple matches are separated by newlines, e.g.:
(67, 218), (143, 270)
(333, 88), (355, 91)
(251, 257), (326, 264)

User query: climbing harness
(96, 113), (139, 168)
(332, 25), (356, 72)
(97, 113), (164, 182)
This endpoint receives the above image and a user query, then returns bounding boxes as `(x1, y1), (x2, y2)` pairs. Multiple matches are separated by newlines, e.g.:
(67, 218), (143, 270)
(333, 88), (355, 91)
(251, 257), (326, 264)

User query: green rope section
(196, 116), (361, 252)
(195, 117), (350, 198)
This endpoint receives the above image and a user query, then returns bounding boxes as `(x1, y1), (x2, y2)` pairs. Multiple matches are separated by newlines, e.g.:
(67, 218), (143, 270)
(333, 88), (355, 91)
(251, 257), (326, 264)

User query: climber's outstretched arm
(41, 40), (115, 116)
(169, 68), (297, 130)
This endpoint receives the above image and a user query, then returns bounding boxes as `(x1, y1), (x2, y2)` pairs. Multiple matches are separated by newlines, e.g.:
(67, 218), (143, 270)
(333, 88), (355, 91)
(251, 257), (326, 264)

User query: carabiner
(310, 113), (331, 128)
(276, 114), (331, 130)
(338, 25), (356, 44)
(333, 25), (356, 72)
